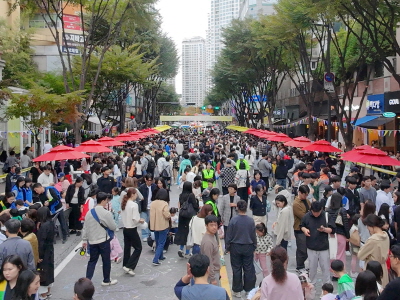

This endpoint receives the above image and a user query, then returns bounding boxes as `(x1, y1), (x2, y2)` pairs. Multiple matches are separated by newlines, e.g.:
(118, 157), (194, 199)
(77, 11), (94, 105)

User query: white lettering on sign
(389, 99), (400, 105)
(367, 100), (380, 110)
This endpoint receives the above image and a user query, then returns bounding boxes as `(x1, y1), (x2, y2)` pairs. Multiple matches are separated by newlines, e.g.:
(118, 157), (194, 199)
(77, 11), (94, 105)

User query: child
(10, 208), (22, 221)
(254, 222), (273, 277)
(321, 283), (336, 300)
(170, 207), (179, 234)
(111, 187), (121, 231)
(110, 236), (123, 264)
(349, 214), (361, 278)
(299, 275), (316, 300)
(331, 260), (355, 300)
(15, 200), (28, 218)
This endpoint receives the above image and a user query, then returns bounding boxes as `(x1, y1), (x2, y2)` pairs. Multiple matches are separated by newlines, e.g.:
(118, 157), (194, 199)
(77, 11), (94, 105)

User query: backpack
(146, 157), (156, 171)
(44, 186), (61, 214)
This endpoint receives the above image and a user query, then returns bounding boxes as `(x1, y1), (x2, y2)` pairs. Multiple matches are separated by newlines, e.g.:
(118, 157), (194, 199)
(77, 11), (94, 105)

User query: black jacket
(326, 207), (350, 239)
(300, 211), (336, 251)
(65, 184), (85, 205)
(5, 172), (17, 194)
(96, 176), (115, 194)
(138, 183), (157, 212)
(275, 165), (288, 179)
(345, 188), (360, 216)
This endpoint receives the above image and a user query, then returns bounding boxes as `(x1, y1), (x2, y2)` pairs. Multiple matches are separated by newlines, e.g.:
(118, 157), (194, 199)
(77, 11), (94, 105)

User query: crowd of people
(1, 129), (400, 300)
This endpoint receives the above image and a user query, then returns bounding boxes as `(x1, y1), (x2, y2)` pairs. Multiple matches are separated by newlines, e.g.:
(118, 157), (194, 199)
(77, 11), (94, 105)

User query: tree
(156, 83), (181, 116)
(4, 86), (83, 156)
(13, 0), (158, 143)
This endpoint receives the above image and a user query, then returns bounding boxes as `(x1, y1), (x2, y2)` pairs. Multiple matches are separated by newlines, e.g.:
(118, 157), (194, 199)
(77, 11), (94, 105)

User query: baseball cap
(350, 167), (359, 172)
(57, 172), (65, 179)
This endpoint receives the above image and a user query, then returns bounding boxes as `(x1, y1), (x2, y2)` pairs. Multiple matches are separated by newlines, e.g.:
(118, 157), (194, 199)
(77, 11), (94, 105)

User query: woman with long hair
(13, 269), (40, 300)
(249, 184), (269, 225)
(36, 206), (55, 299)
(0, 255), (26, 298)
(152, 177), (170, 202)
(353, 270), (378, 300)
(235, 161), (249, 203)
(189, 204), (213, 255)
(273, 194), (293, 250)
(149, 189), (171, 266)
(260, 246), (303, 299)
(327, 192), (350, 274)
(358, 214), (389, 287)
(358, 200), (376, 269)
(120, 188), (143, 276)
(175, 182), (199, 258)
(12, 176), (25, 202)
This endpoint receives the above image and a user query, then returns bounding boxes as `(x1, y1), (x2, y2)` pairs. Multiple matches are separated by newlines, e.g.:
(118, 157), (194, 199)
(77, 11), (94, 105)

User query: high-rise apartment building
(182, 37), (206, 107)
(206, 0), (240, 91)
(239, 0), (276, 20)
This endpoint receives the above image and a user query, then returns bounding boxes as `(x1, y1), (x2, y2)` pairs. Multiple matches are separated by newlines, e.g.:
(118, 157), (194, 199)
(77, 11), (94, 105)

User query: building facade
(239, 0), (277, 19)
(206, 0), (240, 91)
(182, 37), (206, 107)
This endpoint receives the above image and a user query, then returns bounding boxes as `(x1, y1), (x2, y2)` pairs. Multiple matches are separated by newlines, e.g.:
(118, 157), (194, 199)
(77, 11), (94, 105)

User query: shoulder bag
(91, 208), (115, 240)
(179, 196), (197, 219)
(186, 217), (195, 248)
(335, 209), (344, 226)
(326, 212), (337, 260)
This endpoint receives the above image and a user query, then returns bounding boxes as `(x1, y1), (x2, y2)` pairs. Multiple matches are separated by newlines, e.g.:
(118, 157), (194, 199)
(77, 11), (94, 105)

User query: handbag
(335, 209), (343, 226)
(326, 212), (337, 260)
(179, 197), (197, 219)
(349, 229), (361, 247)
(186, 217), (194, 248)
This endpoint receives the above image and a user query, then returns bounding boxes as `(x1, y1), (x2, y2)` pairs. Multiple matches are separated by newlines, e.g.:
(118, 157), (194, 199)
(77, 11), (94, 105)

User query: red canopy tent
(267, 133), (293, 142)
(33, 145), (90, 162)
(97, 137), (125, 147)
(115, 133), (134, 141)
(74, 140), (113, 153)
(284, 137), (312, 148)
(341, 145), (387, 161)
(302, 140), (342, 153)
(342, 150), (400, 166)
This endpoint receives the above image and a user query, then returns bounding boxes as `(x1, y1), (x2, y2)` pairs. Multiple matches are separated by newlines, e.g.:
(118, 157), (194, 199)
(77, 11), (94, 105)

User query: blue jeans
(86, 240), (111, 283)
(192, 244), (201, 255)
(276, 178), (286, 189)
(179, 245), (190, 255)
(140, 210), (150, 239)
(116, 176), (122, 188)
(153, 228), (169, 263)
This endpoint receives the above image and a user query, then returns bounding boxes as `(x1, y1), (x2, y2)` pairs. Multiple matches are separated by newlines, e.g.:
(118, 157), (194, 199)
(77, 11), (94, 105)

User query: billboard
(62, 14), (82, 31)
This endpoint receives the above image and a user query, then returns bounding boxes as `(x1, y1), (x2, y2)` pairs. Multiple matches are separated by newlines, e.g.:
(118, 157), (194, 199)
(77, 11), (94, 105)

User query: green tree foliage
(156, 83), (181, 116)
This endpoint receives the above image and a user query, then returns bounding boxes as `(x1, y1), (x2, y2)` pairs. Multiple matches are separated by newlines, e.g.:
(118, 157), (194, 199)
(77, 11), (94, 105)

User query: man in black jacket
(97, 167), (115, 194)
(345, 176), (360, 217)
(138, 173), (157, 241)
(5, 165), (17, 194)
(301, 201), (336, 285)
(65, 176), (85, 236)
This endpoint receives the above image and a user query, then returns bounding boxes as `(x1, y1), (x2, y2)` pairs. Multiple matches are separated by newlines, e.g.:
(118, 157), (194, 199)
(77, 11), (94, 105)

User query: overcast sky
(155, 0), (210, 94)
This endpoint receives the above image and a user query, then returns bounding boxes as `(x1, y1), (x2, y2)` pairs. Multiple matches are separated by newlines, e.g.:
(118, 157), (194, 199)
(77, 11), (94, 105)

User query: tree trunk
(343, 125), (354, 151)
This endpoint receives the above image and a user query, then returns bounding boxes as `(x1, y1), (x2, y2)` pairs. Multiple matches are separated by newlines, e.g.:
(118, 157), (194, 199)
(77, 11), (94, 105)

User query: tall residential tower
(206, 0), (240, 91)
(182, 37), (206, 107)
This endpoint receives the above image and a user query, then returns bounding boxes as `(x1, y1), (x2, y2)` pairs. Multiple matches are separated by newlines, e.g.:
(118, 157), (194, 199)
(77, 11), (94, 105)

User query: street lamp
(313, 23), (332, 142)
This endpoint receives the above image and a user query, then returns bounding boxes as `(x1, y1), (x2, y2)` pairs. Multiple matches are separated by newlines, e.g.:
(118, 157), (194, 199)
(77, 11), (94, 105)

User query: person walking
(293, 185), (311, 273)
(275, 160), (288, 189)
(190, 205), (213, 255)
(149, 189), (171, 266)
(175, 182), (199, 258)
(258, 153), (272, 191)
(326, 192), (350, 276)
(272, 194), (293, 250)
(300, 201), (336, 286)
(357, 214), (390, 287)
(138, 174), (157, 241)
(82, 192), (117, 286)
(226, 200), (257, 298)
(120, 188), (144, 276)
(218, 183), (240, 241)
(234, 161), (249, 203)
(36, 207), (55, 299)
(260, 246), (303, 300)
(200, 215), (221, 285)
(65, 176), (85, 236)
(219, 159), (237, 195)
(249, 185), (269, 225)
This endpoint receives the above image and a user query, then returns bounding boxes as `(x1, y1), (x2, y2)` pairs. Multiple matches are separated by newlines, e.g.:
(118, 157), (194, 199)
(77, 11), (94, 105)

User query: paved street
(49, 184), (345, 300)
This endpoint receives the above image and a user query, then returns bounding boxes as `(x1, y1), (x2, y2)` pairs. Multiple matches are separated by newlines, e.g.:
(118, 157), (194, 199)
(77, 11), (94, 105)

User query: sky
(155, 0), (210, 94)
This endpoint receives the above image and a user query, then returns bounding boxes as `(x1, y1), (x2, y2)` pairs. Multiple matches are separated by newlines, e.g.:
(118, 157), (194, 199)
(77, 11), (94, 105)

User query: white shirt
(43, 143), (53, 154)
(37, 173), (54, 187)
(113, 164), (121, 177)
(186, 171), (196, 183)
(321, 294), (336, 300)
(121, 200), (140, 228)
(147, 185), (152, 210)
(376, 190), (394, 215)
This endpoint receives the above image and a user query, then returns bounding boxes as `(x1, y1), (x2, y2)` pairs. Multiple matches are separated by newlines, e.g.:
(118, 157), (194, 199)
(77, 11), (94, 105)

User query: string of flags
(272, 116), (398, 137)
(0, 131), (32, 138)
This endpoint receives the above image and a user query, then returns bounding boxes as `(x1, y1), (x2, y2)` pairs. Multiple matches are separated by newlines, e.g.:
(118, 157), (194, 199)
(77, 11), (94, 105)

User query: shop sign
(383, 112), (396, 118)
(367, 94), (384, 114)
(384, 91), (400, 113)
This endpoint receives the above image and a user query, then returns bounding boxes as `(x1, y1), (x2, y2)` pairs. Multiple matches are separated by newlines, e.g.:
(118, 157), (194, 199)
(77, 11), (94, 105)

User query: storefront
(383, 91), (400, 152)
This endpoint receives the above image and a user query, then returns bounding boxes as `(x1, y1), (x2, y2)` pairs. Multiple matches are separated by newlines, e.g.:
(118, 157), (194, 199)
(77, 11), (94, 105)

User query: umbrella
(266, 133), (293, 142)
(343, 151), (400, 166)
(302, 140), (343, 153)
(74, 140), (113, 153)
(258, 131), (278, 139)
(284, 137), (312, 148)
(341, 146), (388, 161)
(115, 133), (134, 141)
(97, 137), (125, 147)
(33, 145), (89, 162)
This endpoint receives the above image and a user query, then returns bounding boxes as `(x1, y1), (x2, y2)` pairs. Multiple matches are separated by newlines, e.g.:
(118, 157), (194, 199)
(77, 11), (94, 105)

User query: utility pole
(326, 26), (332, 143)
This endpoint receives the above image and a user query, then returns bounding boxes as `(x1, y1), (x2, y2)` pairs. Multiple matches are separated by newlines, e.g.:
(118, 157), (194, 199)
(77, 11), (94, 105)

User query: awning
(87, 116), (107, 126)
(354, 115), (394, 127)
(353, 115), (379, 126)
